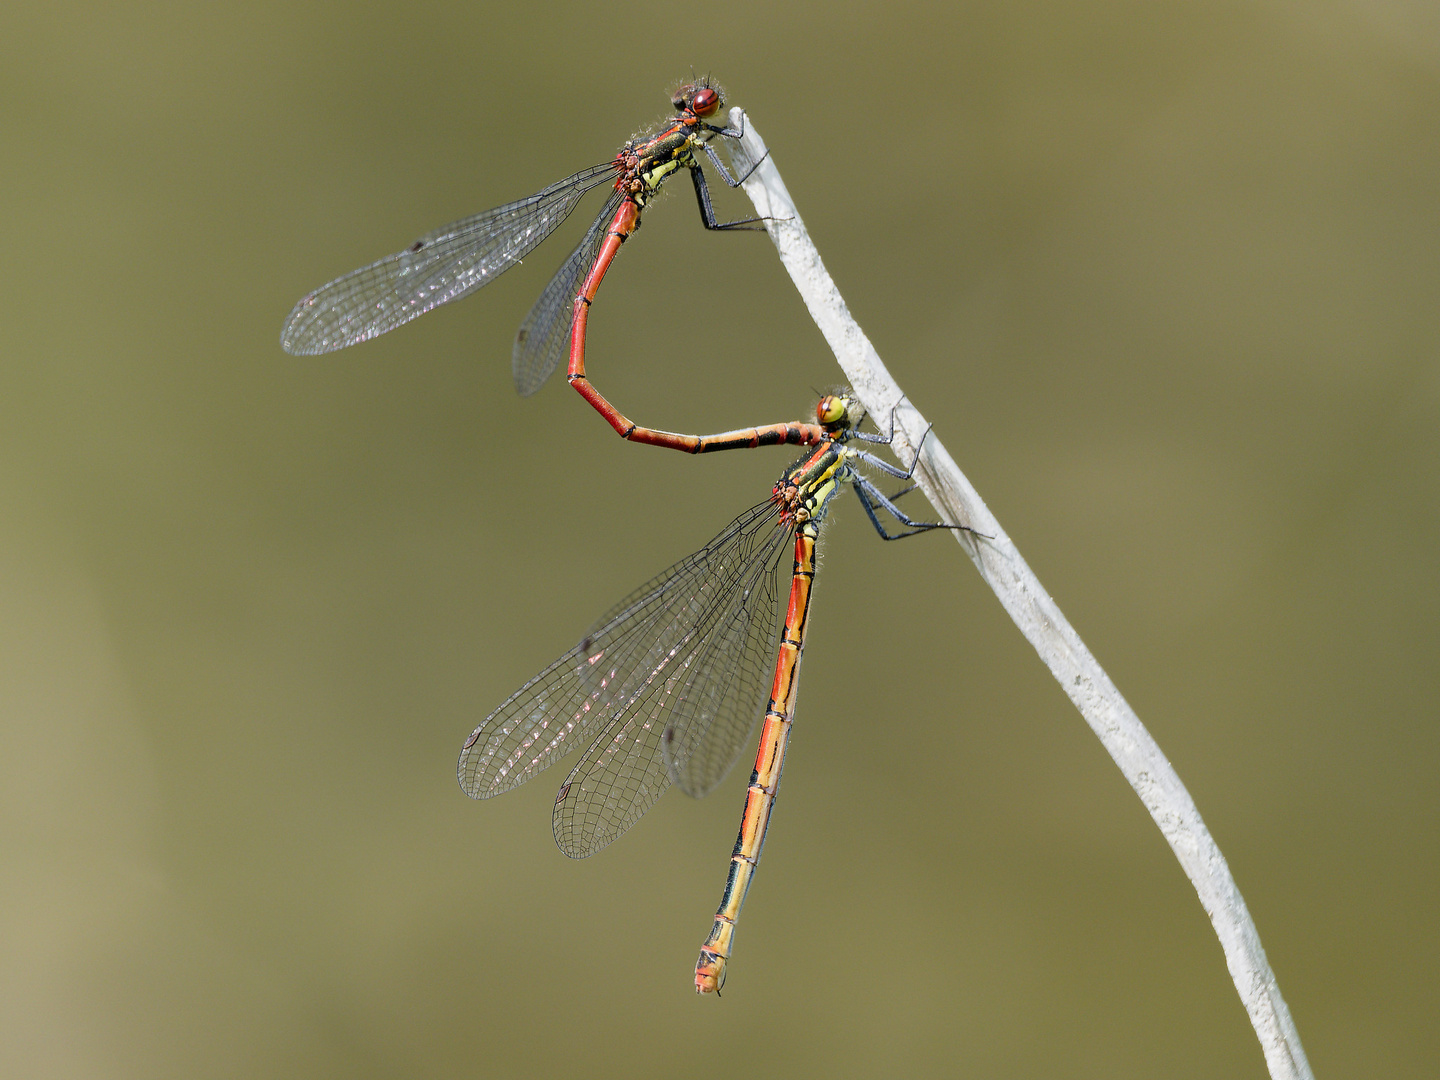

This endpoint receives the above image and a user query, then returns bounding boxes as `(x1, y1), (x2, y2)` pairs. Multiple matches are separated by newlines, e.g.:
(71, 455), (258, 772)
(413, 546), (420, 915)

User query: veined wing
(459, 501), (791, 856)
(657, 510), (792, 800)
(551, 507), (793, 858)
(281, 162), (617, 355)
(459, 500), (786, 801)
(512, 188), (626, 397)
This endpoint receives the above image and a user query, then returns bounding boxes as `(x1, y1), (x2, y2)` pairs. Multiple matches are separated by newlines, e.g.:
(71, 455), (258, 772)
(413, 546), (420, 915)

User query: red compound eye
(691, 87), (720, 117)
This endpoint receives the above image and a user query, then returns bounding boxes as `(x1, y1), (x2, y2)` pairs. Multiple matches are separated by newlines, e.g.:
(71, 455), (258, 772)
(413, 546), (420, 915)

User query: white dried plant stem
(725, 108), (1312, 1080)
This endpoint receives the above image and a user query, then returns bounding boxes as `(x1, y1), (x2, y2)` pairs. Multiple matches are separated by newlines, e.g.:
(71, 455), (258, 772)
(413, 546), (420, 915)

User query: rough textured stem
(725, 108), (1312, 1080)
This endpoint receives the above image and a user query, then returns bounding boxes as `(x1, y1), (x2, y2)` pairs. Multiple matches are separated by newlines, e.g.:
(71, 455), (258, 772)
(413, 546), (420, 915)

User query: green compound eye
(816, 395), (848, 426)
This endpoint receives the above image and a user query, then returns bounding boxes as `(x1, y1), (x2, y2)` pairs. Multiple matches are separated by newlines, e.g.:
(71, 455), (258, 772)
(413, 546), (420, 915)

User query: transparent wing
(552, 514), (793, 858)
(512, 188), (626, 397)
(460, 500), (790, 845)
(280, 162), (617, 355)
(655, 522), (789, 800)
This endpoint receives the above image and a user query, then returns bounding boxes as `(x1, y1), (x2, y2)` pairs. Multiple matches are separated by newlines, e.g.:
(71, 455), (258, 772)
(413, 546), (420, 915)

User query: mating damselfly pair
(283, 83), (975, 993)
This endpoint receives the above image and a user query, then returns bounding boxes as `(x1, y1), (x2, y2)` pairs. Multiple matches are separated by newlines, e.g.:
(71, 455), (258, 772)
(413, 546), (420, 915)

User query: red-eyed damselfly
(282, 80), (771, 449)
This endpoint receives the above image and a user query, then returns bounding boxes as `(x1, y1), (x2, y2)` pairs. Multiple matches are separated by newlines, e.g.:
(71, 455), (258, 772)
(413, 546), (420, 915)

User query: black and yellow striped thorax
(614, 125), (703, 206)
(612, 81), (724, 207)
(772, 442), (855, 532)
(769, 391), (866, 531)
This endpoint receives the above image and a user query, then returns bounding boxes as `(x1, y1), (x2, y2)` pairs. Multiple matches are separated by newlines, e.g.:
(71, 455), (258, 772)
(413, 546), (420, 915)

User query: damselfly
(459, 393), (977, 992)
(281, 80), (767, 449)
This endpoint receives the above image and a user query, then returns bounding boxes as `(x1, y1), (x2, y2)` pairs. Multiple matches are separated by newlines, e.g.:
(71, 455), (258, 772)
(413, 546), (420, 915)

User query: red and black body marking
(281, 80), (770, 447)
(565, 80), (782, 452)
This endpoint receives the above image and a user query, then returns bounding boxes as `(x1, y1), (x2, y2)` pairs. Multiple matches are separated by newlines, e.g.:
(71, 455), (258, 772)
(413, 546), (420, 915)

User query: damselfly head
(673, 78), (723, 118)
(816, 392), (863, 432)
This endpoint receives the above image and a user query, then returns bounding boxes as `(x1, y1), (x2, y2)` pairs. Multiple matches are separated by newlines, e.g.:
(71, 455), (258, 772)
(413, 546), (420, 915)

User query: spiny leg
(689, 164), (767, 231)
(700, 129), (768, 187)
(852, 476), (974, 541)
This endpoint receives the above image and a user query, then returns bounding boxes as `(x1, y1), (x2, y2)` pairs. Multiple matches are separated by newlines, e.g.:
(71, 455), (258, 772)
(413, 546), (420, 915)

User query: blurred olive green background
(4, 1), (1436, 1077)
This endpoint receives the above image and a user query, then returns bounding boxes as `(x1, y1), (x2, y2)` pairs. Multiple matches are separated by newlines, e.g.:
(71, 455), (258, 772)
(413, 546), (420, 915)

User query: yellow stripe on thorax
(791, 445), (853, 522)
(639, 157), (683, 190)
